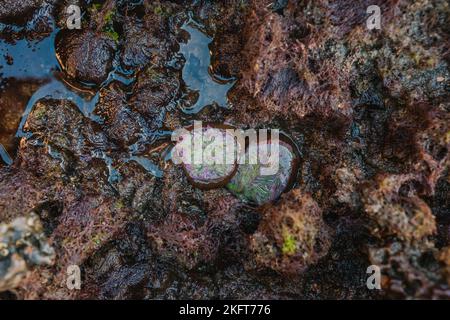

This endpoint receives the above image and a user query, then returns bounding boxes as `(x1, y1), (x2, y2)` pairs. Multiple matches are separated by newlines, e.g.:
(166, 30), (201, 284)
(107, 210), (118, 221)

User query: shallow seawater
(0, 144), (12, 165)
(179, 18), (235, 114)
(0, 19), (162, 179)
(0, 26), (108, 165)
(0, 24), (60, 165)
(0, 31), (58, 81)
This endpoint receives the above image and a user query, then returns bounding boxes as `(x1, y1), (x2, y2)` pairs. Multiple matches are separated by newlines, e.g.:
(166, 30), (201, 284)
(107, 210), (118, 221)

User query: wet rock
(271, 0), (289, 15)
(19, 97), (119, 198)
(362, 174), (437, 242)
(95, 81), (148, 147)
(32, 201), (63, 236)
(202, 191), (248, 264)
(54, 197), (130, 267)
(261, 67), (303, 106)
(80, 221), (155, 299)
(115, 160), (162, 218)
(439, 246), (450, 286)
(56, 30), (116, 85)
(24, 98), (84, 137)
(24, 98), (112, 158)
(0, 169), (59, 223)
(248, 189), (331, 275)
(148, 211), (217, 270)
(425, 177), (450, 247)
(0, 0), (43, 24)
(106, 107), (143, 147)
(211, 42), (241, 81)
(10, 196), (132, 299)
(98, 262), (150, 299)
(159, 162), (206, 220)
(328, 0), (399, 36)
(210, 11), (246, 79)
(0, 0), (449, 300)
(227, 137), (299, 205)
(0, 213), (55, 292)
(120, 18), (154, 69)
(375, 0), (450, 102)
(120, 11), (172, 70)
(130, 67), (180, 128)
(369, 240), (450, 299)
(239, 5), (353, 122)
(145, 163), (239, 270)
(415, 106), (450, 193)
(331, 167), (364, 209)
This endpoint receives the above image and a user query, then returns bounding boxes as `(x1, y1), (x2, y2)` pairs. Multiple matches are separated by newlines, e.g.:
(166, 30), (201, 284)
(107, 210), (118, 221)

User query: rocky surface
(0, 0), (448, 300)
(56, 30), (116, 85)
(0, 0), (44, 24)
(0, 213), (55, 292)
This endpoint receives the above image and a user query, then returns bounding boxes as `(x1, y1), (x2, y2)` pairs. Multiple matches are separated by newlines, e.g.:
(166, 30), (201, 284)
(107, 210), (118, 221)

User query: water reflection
(179, 18), (235, 114)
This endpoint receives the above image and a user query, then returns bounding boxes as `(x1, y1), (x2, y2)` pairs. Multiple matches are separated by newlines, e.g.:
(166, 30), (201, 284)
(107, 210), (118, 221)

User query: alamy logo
(66, 264), (81, 290)
(366, 265), (381, 290)
(66, 5), (81, 30)
(366, 5), (381, 30)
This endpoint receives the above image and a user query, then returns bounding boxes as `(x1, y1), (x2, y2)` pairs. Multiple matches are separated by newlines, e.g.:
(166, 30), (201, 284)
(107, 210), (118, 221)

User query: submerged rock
(227, 137), (299, 205)
(56, 30), (116, 85)
(0, 213), (55, 292)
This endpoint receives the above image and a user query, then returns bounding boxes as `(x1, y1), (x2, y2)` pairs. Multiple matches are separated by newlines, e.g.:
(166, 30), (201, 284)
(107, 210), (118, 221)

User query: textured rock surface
(0, 213), (54, 292)
(0, 0), (449, 300)
(56, 30), (116, 85)
(0, 0), (43, 24)
(249, 189), (331, 275)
